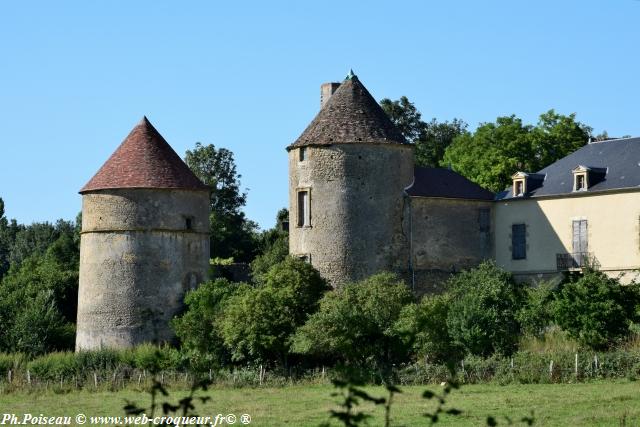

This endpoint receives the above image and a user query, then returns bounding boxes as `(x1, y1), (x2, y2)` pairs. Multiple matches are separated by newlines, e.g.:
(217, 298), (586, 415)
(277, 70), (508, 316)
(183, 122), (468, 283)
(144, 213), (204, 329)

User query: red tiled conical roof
(288, 74), (407, 150)
(80, 117), (209, 193)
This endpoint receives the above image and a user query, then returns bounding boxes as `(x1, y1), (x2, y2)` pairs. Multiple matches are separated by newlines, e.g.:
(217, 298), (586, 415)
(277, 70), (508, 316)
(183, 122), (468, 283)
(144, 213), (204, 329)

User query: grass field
(1, 381), (639, 426)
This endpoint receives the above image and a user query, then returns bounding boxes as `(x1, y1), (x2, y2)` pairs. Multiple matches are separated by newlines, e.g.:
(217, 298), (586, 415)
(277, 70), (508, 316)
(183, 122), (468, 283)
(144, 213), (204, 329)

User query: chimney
(320, 82), (340, 109)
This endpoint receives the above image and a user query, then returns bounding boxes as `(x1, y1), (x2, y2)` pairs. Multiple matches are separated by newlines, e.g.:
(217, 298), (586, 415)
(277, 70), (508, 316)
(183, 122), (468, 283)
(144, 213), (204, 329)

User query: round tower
(287, 72), (414, 286)
(76, 117), (210, 350)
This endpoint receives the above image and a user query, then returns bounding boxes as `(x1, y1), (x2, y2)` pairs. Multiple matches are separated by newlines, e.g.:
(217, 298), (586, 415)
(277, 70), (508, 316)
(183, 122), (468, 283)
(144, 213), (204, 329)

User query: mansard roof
(407, 167), (495, 200)
(288, 74), (407, 149)
(497, 136), (640, 200)
(80, 117), (208, 193)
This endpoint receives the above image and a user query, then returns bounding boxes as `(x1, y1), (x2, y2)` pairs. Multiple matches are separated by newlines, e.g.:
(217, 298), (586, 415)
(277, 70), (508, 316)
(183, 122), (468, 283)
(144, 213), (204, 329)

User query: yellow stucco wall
(495, 190), (640, 281)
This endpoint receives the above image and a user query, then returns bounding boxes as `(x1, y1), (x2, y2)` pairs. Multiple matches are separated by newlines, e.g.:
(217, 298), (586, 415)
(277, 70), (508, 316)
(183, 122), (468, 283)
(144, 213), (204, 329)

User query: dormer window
(511, 172), (527, 196)
(511, 171), (545, 197)
(572, 165), (606, 192)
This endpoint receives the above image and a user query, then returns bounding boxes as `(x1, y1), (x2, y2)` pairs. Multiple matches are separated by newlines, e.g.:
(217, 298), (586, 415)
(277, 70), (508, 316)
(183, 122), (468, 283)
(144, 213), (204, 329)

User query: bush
(446, 261), (525, 357)
(292, 272), (414, 370)
(220, 257), (328, 365)
(394, 294), (462, 364)
(172, 278), (247, 369)
(517, 281), (556, 337)
(554, 270), (640, 350)
(129, 344), (182, 373)
(27, 352), (78, 380)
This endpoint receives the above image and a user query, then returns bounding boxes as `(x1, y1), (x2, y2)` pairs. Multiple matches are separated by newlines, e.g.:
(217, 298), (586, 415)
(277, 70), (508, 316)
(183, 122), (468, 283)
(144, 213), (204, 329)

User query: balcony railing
(556, 252), (600, 271)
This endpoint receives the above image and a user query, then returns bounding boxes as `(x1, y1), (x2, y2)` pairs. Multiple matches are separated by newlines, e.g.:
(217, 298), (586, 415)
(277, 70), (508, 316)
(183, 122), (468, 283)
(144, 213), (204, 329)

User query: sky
(1, 0), (639, 229)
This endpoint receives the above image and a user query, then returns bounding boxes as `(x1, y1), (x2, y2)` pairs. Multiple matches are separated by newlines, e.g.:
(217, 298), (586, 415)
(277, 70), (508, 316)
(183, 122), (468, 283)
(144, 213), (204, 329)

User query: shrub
(220, 257), (328, 365)
(517, 281), (556, 337)
(446, 261), (525, 357)
(129, 344), (182, 373)
(554, 270), (640, 350)
(27, 352), (78, 380)
(292, 272), (414, 370)
(394, 294), (462, 364)
(172, 278), (247, 369)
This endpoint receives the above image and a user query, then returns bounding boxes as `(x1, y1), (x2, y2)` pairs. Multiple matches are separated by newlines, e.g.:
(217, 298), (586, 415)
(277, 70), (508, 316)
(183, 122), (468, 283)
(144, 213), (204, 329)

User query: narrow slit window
(299, 147), (307, 162)
(297, 190), (310, 227)
(185, 217), (193, 230)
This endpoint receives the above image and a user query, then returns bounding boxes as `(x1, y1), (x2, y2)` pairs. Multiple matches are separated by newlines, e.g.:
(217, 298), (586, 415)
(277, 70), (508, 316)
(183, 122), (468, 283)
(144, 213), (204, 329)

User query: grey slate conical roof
(288, 75), (408, 150)
(80, 117), (209, 193)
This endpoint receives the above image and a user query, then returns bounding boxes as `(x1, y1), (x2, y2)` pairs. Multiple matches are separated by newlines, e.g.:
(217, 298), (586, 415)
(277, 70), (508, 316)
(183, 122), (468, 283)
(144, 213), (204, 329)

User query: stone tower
(287, 72), (414, 286)
(76, 117), (210, 350)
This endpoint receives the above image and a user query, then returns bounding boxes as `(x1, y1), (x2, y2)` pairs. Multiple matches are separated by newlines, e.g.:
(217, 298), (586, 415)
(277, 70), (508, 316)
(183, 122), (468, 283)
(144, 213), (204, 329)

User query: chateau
(77, 72), (640, 348)
(288, 72), (640, 291)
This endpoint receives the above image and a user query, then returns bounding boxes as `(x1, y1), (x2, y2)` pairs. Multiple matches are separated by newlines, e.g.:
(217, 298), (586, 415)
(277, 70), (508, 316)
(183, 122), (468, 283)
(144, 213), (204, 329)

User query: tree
(251, 208), (289, 278)
(172, 278), (248, 370)
(292, 273), (414, 370)
(554, 270), (640, 350)
(442, 110), (591, 192)
(394, 294), (462, 364)
(220, 257), (327, 365)
(380, 96), (467, 167)
(445, 261), (525, 357)
(184, 142), (258, 262)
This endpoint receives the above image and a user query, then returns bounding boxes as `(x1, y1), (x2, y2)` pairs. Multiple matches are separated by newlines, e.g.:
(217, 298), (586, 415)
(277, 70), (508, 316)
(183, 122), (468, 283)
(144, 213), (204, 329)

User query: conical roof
(288, 74), (407, 150)
(80, 117), (209, 193)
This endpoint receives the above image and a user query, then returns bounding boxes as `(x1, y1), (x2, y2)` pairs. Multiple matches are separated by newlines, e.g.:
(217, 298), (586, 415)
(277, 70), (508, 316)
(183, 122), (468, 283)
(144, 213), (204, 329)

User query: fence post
(209, 369), (212, 382)
(594, 355), (598, 374)
(27, 370), (31, 385)
(510, 358), (514, 369)
(7, 369), (11, 384)
(94, 372), (98, 388)
(321, 366), (325, 380)
(138, 373), (142, 386)
(575, 353), (578, 377)
(549, 360), (554, 378)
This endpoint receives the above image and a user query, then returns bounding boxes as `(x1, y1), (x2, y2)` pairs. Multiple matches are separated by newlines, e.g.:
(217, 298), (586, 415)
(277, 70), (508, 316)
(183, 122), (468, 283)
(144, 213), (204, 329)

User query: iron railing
(556, 252), (600, 271)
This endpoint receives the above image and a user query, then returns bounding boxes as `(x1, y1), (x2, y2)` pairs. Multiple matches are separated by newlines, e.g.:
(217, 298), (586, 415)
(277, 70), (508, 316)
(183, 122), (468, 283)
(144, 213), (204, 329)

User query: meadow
(1, 381), (639, 426)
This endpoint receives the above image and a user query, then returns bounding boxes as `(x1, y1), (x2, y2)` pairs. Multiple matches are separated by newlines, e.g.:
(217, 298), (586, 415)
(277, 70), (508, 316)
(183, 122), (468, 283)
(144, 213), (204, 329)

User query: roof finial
(345, 69), (357, 80)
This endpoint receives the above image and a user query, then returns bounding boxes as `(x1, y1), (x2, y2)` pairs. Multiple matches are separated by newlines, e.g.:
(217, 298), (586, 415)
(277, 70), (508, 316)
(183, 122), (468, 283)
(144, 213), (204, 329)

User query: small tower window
(299, 147), (307, 162)
(185, 217), (193, 230)
(297, 189), (310, 227)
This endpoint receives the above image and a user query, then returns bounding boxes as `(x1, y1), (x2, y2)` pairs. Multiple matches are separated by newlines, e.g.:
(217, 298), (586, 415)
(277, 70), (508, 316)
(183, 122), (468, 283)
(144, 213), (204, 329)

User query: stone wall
(288, 143), (414, 287)
(410, 197), (494, 293)
(76, 188), (210, 350)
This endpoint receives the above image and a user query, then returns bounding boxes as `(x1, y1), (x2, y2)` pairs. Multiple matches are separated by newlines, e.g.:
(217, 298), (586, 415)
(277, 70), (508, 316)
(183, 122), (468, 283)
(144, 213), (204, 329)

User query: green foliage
(128, 344), (182, 373)
(394, 294), (462, 364)
(379, 96), (467, 167)
(292, 273), (414, 369)
(554, 270), (640, 350)
(184, 142), (258, 262)
(446, 261), (525, 357)
(250, 208), (289, 278)
(517, 282), (556, 338)
(221, 257), (328, 365)
(172, 278), (247, 369)
(442, 110), (591, 192)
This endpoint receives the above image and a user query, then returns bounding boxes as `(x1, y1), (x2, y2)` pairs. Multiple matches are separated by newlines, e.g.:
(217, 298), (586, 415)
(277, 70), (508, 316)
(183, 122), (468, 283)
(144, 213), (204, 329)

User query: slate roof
(288, 74), (407, 150)
(496, 137), (640, 200)
(80, 117), (209, 193)
(407, 167), (495, 200)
